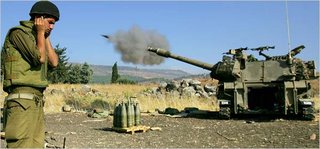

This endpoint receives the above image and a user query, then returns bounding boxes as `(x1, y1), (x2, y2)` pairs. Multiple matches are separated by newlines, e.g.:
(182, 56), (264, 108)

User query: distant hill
(83, 64), (191, 83)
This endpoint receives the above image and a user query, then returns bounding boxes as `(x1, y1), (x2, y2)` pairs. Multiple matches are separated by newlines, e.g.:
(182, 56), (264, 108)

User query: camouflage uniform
(2, 1), (59, 147)
(1, 21), (48, 148)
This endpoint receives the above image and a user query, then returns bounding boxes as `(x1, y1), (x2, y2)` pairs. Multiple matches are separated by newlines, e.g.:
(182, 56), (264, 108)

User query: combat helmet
(29, 1), (60, 21)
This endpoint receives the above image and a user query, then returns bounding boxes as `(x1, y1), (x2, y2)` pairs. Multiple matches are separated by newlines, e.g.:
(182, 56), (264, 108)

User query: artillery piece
(148, 45), (317, 119)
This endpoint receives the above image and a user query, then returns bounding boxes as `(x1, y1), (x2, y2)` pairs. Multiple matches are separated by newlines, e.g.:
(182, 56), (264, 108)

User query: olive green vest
(1, 21), (48, 92)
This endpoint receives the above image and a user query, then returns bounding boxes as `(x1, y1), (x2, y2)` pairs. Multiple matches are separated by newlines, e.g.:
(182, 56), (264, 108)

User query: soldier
(247, 54), (258, 62)
(1, 1), (60, 148)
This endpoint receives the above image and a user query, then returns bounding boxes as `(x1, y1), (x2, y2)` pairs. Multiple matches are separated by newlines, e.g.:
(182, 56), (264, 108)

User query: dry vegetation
(310, 79), (320, 111)
(42, 83), (218, 113)
(0, 78), (319, 114)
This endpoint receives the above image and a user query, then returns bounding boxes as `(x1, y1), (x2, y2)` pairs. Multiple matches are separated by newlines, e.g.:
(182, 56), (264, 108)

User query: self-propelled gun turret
(148, 45), (317, 119)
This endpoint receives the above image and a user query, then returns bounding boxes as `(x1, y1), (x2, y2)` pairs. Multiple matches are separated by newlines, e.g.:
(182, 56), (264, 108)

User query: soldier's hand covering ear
(34, 16), (49, 36)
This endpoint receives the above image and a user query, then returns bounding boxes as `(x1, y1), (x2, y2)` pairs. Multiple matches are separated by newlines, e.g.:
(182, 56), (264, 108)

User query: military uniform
(2, 21), (48, 148)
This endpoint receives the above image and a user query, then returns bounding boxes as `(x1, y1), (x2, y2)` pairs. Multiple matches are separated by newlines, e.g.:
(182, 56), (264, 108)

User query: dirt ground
(1, 112), (319, 148)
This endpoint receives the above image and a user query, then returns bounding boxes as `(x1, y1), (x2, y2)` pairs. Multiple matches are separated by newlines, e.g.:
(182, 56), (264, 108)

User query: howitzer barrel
(147, 47), (214, 71)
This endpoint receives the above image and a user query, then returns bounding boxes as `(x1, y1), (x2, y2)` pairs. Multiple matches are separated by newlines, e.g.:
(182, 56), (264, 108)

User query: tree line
(111, 62), (136, 84)
(48, 45), (136, 84)
(48, 45), (93, 84)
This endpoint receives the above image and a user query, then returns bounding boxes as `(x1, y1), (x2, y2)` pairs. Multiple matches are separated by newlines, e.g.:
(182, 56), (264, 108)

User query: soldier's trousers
(3, 93), (45, 148)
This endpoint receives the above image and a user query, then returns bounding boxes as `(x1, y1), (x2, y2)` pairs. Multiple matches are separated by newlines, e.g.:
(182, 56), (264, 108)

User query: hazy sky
(1, 0), (319, 74)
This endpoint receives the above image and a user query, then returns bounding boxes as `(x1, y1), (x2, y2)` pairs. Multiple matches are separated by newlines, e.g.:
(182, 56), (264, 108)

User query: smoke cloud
(107, 25), (170, 65)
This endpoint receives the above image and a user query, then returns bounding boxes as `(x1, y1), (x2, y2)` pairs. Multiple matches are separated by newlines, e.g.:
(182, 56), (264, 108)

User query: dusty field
(0, 78), (319, 148)
(2, 112), (318, 148)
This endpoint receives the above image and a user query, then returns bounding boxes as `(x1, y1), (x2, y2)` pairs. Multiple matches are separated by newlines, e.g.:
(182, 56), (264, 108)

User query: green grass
(91, 75), (110, 84)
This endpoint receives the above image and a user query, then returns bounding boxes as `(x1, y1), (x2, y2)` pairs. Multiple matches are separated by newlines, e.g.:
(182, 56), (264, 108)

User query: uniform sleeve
(9, 29), (41, 66)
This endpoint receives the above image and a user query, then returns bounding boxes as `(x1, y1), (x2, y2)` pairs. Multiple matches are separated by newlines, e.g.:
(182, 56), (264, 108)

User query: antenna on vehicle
(285, 0), (292, 53)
